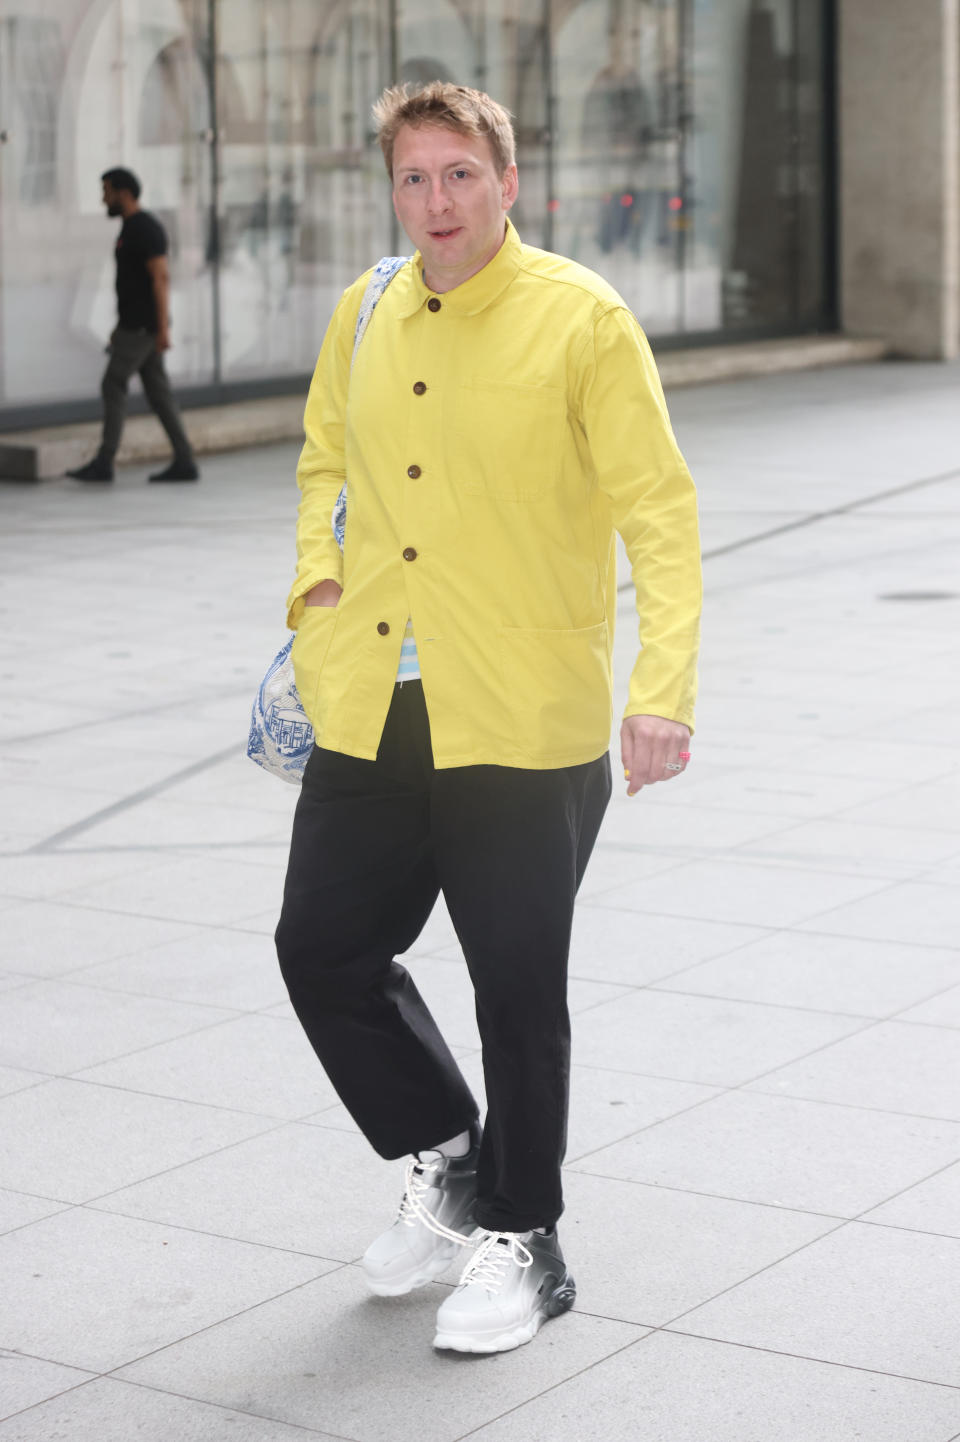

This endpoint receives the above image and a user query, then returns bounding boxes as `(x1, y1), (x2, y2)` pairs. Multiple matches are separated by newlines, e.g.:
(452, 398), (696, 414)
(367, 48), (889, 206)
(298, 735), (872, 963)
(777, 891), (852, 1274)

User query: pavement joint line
(652, 1210), (854, 1333)
(566, 1166), (852, 1224)
(643, 981), (875, 1022)
(1, 684), (252, 747)
(0, 1374), (104, 1430)
(101, 1374), (362, 1442)
(654, 1326), (960, 1393)
(562, 1088), (741, 1167)
(38, 1070), (308, 1127)
(0, 838), (292, 858)
(859, 1217), (960, 1245)
(616, 461), (960, 590)
(780, 920), (960, 954)
(42, 967), (276, 1014)
(743, 1081), (960, 1127)
(78, 1199), (356, 1270)
(24, 743), (246, 853)
(849, 1154), (960, 1228)
(98, 1262), (355, 1386)
(448, 1326), (653, 1442)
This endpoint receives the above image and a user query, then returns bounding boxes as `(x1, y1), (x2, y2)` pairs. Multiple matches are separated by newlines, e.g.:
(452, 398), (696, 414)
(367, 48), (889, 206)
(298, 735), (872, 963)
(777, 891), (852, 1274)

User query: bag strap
(351, 255), (409, 368)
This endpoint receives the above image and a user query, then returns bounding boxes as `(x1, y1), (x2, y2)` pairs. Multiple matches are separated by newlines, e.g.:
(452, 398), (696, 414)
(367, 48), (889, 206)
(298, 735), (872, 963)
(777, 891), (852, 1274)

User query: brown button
(413, 381), (427, 395)
(402, 547), (417, 562)
(427, 297), (441, 312)
(377, 621), (390, 636)
(406, 464), (421, 479)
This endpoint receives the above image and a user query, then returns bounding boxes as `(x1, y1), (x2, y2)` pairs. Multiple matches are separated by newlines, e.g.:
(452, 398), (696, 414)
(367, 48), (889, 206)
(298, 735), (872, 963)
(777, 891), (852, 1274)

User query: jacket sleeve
(284, 279), (366, 630)
(578, 305), (702, 731)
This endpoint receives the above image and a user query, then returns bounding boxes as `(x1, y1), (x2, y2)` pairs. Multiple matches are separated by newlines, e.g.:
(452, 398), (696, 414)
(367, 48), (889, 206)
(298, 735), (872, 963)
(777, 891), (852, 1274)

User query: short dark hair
(101, 167), (141, 199)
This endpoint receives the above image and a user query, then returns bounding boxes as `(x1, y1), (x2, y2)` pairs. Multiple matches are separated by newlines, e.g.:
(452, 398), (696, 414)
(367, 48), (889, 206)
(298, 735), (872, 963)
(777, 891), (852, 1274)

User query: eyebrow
(394, 159), (475, 175)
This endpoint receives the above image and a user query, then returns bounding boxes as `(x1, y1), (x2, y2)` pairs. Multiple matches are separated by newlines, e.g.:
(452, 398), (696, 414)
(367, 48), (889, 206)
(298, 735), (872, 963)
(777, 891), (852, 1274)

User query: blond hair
(373, 82), (516, 179)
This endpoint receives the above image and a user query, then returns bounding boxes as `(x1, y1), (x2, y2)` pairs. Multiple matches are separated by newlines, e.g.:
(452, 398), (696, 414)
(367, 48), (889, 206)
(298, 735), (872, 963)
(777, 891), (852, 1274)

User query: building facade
(0, 0), (836, 426)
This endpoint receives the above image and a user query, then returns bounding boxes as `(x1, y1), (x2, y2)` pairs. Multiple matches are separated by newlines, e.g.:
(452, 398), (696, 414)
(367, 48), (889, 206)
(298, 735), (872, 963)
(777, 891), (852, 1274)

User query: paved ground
(1, 358), (959, 1441)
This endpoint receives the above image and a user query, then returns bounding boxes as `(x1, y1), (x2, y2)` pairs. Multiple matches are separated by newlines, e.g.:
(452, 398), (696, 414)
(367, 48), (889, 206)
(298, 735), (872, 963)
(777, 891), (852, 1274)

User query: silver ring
(664, 762), (684, 772)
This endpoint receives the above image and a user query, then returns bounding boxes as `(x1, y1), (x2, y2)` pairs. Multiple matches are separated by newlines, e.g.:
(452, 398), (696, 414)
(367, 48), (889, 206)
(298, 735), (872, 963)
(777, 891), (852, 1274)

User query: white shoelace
(397, 1157), (477, 1246)
(457, 1230), (533, 1290)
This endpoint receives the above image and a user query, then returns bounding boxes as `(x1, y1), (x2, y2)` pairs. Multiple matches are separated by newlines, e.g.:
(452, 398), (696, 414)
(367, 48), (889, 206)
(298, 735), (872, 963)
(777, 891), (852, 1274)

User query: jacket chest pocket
(452, 380), (565, 500)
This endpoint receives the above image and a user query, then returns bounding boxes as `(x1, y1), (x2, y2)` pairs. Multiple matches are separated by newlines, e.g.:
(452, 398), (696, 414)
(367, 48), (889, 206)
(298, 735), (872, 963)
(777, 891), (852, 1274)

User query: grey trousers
(98, 326), (194, 465)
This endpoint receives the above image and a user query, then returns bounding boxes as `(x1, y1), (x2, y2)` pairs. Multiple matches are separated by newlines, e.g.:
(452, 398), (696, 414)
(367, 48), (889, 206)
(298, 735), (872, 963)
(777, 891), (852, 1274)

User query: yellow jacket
(288, 219), (701, 770)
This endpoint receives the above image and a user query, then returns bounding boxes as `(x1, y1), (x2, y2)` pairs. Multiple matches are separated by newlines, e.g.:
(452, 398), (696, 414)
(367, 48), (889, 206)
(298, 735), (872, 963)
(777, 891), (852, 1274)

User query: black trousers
(98, 326), (195, 465)
(275, 680), (611, 1232)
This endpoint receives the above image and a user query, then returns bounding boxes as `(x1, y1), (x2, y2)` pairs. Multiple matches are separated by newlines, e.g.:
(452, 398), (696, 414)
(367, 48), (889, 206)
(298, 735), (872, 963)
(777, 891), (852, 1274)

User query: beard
(106, 201), (123, 216)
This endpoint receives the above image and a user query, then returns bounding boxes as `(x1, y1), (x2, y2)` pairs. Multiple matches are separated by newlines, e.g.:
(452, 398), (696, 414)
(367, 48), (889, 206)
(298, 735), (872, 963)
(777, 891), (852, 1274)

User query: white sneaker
(433, 1227), (576, 1353)
(361, 1126), (480, 1297)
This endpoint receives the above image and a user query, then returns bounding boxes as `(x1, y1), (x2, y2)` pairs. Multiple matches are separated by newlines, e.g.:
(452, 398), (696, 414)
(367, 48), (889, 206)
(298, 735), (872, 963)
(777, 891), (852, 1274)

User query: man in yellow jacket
(276, 82), (701, 1355)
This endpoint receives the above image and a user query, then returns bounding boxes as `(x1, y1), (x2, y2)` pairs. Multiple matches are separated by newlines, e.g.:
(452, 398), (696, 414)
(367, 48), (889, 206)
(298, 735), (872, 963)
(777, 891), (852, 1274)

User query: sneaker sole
(433, 1271), (576, 1353)
(364, 1241), (462, 1297)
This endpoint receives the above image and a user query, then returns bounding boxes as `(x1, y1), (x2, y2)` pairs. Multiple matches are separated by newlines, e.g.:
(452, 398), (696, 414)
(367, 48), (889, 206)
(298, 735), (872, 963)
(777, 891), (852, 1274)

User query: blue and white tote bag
(247, 255), (408, 783)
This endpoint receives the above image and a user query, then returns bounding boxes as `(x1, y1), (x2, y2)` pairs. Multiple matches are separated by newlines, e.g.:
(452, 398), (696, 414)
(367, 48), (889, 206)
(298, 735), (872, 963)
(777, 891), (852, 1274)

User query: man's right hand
(304, 579), (342, 607)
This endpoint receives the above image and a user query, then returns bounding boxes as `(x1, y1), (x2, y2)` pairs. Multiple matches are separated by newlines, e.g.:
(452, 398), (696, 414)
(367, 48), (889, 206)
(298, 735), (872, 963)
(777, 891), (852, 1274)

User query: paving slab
(570, 1089), (960, 1215)
(677, 1221), (960, 1387)
(94, 1123), (411, 1262)
(3, 357), (960, 1440)
(59, 854), (286, 928)
(0, 901), (195, 981)
(0, 1069), (46, 1101)
(0, 1207), (336, 1374)
(557, 1170), (838, 1325)
(571, 987), (870, 1087)
(115, 1267), (643, 1442)
(651, 931), (960, 1018)
(0, 1356), (95, 1428)
(795, 879), (960, 949)
(69, 926), (288, 1012)
(594, 856), (891, 929)
(863, 1161), (960, 1239)
(0, 1190), (70, 1237)
(461, 1330), (960, 1442)
(74, 1013), (341, 1118)
(898, 986), (960, 1028)
(0, 979), (237, 1074)
(0, 1378), (344, 1440)
(0, 1078), (277, 1202)
(750, 1020), (960, 1121)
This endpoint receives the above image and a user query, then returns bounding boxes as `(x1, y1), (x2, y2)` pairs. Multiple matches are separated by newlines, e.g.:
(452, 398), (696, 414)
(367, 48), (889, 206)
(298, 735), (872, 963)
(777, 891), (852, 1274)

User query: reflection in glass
(0, 0), (831, 417)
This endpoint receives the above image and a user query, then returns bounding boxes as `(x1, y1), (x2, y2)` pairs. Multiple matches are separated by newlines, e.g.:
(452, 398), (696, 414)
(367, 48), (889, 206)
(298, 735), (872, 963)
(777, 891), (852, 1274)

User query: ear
(501, 163), (519, 214)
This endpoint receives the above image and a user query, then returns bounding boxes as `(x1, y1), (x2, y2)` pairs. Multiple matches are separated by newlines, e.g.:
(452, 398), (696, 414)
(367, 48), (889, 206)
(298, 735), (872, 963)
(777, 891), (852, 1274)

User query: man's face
(102, 180), (124, 217)
(391, 124), (518, 293)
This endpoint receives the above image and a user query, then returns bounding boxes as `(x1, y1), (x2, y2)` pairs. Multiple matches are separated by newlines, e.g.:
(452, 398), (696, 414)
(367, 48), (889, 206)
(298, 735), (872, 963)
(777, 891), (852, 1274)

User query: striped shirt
(395, 617), (421, 682)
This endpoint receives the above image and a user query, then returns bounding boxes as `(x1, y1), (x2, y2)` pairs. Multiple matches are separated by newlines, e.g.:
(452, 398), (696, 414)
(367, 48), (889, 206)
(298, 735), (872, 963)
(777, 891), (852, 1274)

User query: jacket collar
(395, 217), (522, 319)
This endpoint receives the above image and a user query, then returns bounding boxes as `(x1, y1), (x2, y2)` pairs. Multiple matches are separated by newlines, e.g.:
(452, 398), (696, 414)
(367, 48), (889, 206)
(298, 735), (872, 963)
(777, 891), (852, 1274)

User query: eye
(452, 168), (469, 180)
(405, 173), (422, 185)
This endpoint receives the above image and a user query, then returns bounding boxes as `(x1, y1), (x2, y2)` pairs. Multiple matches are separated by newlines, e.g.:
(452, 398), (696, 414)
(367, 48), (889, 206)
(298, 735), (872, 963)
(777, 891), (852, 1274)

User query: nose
(425, 179), (452, 214)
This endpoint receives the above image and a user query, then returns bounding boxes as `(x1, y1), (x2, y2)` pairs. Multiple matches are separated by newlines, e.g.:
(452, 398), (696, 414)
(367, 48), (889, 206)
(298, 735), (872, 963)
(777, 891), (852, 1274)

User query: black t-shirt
(115, 210), (167, 331)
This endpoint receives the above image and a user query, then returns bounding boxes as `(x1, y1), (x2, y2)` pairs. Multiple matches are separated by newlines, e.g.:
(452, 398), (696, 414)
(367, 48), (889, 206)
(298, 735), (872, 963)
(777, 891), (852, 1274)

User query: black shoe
(149, 460), (199, 482)
(66, 458), (114, 482)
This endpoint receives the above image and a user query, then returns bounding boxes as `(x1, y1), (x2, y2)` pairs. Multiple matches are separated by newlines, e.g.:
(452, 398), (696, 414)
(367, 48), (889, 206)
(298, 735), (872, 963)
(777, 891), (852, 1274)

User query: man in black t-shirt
(67, 168), (199, 483)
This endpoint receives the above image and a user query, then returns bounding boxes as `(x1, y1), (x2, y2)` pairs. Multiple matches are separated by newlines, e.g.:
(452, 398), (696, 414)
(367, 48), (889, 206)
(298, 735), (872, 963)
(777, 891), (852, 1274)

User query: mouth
(428, 227), (463, 241)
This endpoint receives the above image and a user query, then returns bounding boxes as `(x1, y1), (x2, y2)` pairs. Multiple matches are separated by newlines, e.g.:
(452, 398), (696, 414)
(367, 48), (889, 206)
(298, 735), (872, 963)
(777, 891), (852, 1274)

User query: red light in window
(620, 193), (633, 208)
(547, 198), (559, 212)
(668, 196), (684, 211)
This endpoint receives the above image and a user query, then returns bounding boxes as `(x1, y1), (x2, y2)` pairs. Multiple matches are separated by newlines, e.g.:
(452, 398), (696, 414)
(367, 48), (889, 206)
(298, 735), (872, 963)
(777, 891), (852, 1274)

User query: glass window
(689, 0), (831, 335)
(0, 0), (215, 408)
(213, 0), (394, 381)
(0, 0), (831, 421)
